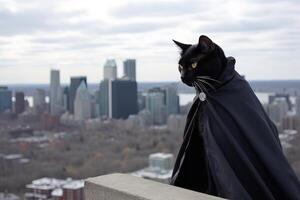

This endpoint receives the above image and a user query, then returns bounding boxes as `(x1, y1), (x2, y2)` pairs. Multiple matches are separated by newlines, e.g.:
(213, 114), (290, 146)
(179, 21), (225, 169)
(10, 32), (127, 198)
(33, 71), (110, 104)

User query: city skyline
(0, 0), (299, 84)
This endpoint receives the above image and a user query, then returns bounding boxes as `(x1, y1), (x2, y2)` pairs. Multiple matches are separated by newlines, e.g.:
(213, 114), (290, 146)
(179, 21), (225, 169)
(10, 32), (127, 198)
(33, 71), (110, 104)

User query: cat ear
(173, 39), (191, 52)
(198, 35), (215, 52)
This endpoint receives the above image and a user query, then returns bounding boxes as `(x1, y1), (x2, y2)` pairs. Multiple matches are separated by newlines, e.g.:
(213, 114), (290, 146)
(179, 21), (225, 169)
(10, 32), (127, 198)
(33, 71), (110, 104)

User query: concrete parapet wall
(84, 173), (225, 200)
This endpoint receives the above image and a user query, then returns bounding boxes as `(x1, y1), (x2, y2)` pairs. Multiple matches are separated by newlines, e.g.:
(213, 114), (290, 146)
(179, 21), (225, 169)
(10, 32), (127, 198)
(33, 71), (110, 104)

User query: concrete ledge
(84, 173), (225, 200)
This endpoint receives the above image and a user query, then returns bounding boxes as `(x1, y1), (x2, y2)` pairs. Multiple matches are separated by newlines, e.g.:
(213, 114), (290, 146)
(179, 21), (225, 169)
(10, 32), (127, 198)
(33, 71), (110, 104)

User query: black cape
(170, 57), (300, 199)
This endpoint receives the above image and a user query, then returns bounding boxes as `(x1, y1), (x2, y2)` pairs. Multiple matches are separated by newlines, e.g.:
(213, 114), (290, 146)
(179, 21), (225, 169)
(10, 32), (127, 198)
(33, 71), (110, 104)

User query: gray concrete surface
(84, 173), (225, 200)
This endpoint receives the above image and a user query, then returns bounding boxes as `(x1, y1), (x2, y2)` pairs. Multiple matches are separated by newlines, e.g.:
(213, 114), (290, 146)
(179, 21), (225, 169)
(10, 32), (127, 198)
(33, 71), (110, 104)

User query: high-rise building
(164, 84), (180, 116)
(50, 70), (63, 116)
(91, 91), (100, 118)
(167, 114), (186, 134)
(69, 76), (87, 114)
(282, 115), (300, 133)
(15, 92), (25, 114)
(145, 88), (166, 125)
(33, 89), (46, 114)
(99, 80), (109, 117)
(269, 94), (292, 111)
(109, 79), (138, 119)
(63, 87), (69, 112)
(265, 98), (288, 124)
(0, 86), (12, 113)
(138, 92), (146, 111)
(74, 81), (91, 120)
(103, 59), (117, 80)
(123, 59), (136, 81)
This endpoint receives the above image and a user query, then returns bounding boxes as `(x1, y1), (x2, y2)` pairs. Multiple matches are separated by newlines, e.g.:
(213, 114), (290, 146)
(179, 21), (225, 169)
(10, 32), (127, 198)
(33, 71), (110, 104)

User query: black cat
(170, 35), (300, 199)
(174, 35), (226, 87)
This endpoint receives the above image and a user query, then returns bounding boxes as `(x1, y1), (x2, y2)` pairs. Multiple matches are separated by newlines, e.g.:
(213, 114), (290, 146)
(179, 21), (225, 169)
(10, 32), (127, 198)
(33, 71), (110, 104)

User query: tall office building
(33, 89), (46, 114)
(0, 86), (12, 113)
(282, 115), (300, 133)
(91, 90), (100, 118)
(138, 92), (146, 111)
(145, 88), (167, 125)
(103, 59), (117, 80)
(69, 76), (87, 114)
(265, 98), (288, 124)
(164, 84), (180, 116)
(99, 80), (109, 117)
(269, 94), (292, 111)
(15, 92), (25, 114)
(109, 79), (138, 119)
(123, 59), (136, 81)
(63, 87), (69, 112)
(74, 81), (91, 120)
(50, 70), (63, 116)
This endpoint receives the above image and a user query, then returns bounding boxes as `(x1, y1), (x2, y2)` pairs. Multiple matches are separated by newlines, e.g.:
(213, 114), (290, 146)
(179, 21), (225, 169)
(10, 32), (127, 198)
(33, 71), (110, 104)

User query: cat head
(173, 35), (226, 87)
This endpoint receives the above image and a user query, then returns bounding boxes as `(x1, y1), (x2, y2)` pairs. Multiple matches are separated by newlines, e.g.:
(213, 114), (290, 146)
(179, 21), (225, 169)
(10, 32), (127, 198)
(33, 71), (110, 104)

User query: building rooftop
(27, 177), (66, 190)
(26, 177), (84, 191)
(63, 180), (85, 190)
(104, 59), (117, 68)
(149, 152), (173, 159)
(0, 193), (20, 200)
(132, 167), (173, 181)
(51, 188), (63, 197)
(4, 154), (23, 160)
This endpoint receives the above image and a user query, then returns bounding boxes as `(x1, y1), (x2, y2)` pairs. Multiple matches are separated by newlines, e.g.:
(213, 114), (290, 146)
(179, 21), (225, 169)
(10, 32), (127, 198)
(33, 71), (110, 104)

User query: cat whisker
(193, 81), (202, 92)
(194, 80), (208, 94)
(196, 81), (209, 94)
(195, 76), (222, 84)
(195, 79), (216, 91)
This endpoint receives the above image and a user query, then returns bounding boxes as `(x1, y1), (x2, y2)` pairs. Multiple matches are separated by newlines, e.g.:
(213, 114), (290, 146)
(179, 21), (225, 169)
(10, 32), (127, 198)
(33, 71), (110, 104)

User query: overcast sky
(0, 0), (299, 84)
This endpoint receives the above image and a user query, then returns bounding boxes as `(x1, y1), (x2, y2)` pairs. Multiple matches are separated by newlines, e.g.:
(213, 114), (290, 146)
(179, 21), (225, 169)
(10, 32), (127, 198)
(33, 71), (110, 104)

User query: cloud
(0, 6), (173, 38)
(0, 6), (88, 36)
(111, 0), (209, 19)
(0, 0), (299, 83)
(198, 17), (297, 33)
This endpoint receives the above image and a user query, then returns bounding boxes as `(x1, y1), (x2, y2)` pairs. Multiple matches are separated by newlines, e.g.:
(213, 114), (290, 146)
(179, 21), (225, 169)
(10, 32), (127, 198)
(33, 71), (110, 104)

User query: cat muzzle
(181, 76), (194, 86)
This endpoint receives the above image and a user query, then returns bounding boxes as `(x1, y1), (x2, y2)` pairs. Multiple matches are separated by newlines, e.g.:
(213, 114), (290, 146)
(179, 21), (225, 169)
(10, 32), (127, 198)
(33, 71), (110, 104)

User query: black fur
(173, 35), (227, 87)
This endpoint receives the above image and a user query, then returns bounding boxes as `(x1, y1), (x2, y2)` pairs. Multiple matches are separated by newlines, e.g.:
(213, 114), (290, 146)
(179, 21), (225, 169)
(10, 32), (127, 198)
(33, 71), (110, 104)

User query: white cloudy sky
(0, 0), (299, 84)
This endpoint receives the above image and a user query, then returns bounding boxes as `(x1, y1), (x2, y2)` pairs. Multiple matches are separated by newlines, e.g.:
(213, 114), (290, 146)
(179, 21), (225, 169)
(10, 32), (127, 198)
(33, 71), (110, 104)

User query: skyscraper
(164, 84), (180, 116)
(69, 76), (87, 114)
(123, 59), (136, 81)
(15, 92), (25, 114)
(103, 59), (117, 80)
(50, 70), (63, 116)
(63, 87), (69, 112)
(0, 86), (12, 113)
(99, 80), (109, 117)
(33, 89), (46, 114)
(145, 88), (167, 125)
(74, 81), (91, 120)
(265, 98), (288, 124)
(109, 79), (138, 119)
(91, 90), (100, 118)
(282, 115), (300, 133)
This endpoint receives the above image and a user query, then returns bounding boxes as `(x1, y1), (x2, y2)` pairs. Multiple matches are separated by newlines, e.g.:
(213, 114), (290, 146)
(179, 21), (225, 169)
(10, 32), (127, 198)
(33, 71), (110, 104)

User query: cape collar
(218, 56), (236, 84)
(195, 56), (236, 95)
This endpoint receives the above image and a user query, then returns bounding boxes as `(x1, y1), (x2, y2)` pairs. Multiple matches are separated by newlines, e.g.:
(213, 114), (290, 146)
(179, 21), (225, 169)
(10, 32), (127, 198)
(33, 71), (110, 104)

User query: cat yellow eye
(191, 62), (197, 69)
